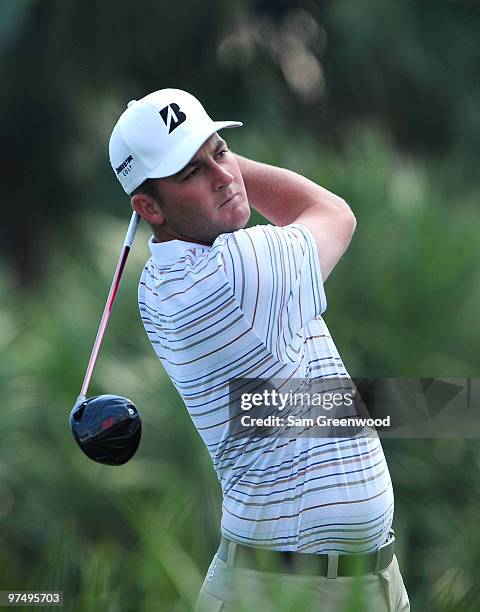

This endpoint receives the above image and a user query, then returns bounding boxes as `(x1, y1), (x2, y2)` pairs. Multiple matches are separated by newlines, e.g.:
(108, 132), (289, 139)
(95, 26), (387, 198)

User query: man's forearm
(235, 155), (349, 226)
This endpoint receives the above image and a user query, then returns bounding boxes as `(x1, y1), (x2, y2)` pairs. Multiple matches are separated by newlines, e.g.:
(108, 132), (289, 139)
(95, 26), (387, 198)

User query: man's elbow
(347, 206), (357, 238)
(337, 199), (357, 239)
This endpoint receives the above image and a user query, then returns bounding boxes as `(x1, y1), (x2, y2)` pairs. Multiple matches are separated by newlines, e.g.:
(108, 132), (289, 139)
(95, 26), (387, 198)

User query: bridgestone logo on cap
(159, 103), (187, 134)
(116, 155), (133, 175)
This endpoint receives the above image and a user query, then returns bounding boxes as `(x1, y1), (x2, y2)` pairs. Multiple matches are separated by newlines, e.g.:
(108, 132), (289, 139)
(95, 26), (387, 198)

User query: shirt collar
(148, 236), (210, 267)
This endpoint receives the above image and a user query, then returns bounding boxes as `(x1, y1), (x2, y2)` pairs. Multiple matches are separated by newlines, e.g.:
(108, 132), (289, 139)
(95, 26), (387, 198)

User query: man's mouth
(220, 193), (239, 207)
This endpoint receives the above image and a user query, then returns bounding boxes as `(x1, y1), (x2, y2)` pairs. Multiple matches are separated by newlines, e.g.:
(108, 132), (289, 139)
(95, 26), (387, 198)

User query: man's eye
(184, 167), (200, 180)
(215, 149), (228, 159)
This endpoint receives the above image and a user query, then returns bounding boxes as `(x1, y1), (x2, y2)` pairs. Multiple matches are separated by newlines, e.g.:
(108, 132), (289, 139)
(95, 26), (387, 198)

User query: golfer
(109, 89), (409, 611)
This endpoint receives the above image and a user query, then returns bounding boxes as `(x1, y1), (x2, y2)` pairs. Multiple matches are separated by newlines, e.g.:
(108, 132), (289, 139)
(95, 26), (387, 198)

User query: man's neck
(152, 229), (211, 246)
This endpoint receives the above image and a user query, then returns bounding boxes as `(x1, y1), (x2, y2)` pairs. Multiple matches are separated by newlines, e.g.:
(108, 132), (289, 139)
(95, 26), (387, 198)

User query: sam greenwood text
(240, 414), (391, 428)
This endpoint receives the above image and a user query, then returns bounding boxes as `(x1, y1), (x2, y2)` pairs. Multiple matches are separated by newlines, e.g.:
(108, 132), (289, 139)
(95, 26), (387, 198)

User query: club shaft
(80, 211), (141, 398)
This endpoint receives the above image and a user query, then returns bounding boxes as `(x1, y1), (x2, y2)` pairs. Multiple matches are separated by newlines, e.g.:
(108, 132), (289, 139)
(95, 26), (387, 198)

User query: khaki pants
(195, 550), (410, 612)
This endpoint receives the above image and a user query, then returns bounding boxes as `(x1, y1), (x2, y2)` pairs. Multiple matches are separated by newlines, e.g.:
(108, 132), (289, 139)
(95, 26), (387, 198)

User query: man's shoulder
(212, 223), (313, 253)
(212, 222), (320, 295)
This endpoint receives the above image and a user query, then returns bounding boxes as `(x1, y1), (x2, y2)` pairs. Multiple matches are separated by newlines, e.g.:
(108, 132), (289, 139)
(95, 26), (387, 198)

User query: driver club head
(69, 394), (141, 466)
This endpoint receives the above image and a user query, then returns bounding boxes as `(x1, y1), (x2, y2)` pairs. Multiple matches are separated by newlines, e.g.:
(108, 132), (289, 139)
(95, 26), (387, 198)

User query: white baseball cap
(109, 88), (243, 194)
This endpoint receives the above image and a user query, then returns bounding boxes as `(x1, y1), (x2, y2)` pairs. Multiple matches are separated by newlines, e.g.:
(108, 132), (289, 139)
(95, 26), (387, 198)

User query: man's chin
(231, 200), (251, 229)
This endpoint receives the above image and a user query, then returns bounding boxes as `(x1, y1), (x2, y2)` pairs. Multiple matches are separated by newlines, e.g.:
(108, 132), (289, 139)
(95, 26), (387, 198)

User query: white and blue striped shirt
(138, 224), (394, 554)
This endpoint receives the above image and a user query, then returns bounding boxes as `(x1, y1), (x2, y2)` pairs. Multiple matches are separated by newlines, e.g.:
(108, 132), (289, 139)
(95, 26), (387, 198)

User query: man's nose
(211, 162), (234, 189)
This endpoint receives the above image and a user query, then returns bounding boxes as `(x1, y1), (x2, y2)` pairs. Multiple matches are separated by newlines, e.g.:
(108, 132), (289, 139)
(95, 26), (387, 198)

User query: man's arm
(235, 155), (356, 282)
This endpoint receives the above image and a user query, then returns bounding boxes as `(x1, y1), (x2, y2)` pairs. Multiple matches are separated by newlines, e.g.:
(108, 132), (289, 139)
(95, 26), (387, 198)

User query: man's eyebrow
(213, 138), (226, 151)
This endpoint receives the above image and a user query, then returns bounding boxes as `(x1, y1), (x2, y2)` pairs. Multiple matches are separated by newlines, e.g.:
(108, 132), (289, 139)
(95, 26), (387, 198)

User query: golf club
(69, 211), (142, 465)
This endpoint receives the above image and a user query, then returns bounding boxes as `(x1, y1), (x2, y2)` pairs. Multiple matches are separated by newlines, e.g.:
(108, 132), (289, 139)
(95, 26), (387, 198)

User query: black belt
(217, 531), (395, 579)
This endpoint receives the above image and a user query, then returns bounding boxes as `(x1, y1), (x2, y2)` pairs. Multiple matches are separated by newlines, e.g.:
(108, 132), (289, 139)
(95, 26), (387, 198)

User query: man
(109, 89), (409, 611)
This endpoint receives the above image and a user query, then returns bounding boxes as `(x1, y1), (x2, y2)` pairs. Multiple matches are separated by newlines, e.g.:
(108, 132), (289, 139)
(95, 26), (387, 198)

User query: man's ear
(130, 193), (165, 225)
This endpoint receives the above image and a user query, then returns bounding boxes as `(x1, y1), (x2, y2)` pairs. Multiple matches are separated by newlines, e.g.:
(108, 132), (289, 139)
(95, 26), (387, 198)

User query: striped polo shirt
(138, 223), (394, 554)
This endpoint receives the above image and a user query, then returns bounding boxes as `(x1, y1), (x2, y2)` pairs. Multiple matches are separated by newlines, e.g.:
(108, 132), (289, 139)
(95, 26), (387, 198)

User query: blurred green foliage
(1, 0), (479, 610)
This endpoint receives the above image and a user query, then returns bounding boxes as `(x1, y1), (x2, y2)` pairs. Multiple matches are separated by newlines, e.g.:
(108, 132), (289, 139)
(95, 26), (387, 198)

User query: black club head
(69, 394), (141, 466)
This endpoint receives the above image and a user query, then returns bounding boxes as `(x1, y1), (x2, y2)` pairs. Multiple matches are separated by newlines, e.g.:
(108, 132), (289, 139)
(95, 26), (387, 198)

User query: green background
(1, 1), (479, 610)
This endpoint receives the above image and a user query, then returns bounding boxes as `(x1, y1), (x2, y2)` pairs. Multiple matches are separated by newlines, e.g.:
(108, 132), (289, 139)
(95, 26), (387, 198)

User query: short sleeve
(216, 223), (327, 362)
